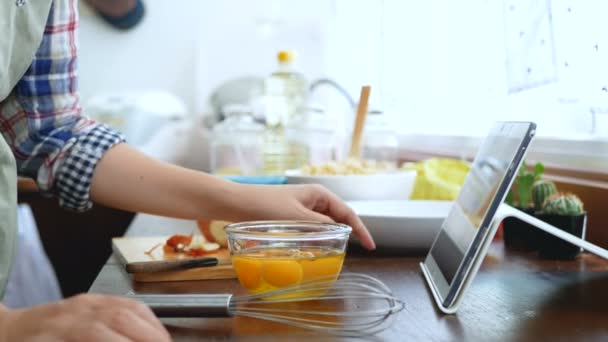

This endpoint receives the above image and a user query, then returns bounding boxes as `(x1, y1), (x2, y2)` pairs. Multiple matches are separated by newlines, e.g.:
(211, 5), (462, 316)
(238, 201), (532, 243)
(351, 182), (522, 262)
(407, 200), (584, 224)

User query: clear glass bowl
(225, 221), (351, 294)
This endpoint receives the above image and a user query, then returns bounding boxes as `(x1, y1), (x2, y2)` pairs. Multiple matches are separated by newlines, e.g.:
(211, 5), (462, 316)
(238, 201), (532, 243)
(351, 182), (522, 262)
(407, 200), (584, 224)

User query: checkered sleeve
(55, 125), (124, 211)
(0, 0), (126, 211)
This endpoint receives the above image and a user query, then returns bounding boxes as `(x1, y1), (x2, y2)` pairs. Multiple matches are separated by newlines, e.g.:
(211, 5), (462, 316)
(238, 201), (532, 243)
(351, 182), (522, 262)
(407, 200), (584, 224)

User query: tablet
(420, 121), (536, 314)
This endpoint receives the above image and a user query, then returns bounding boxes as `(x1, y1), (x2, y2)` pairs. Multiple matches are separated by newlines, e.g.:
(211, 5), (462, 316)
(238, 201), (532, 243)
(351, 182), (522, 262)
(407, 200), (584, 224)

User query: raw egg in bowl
(225, 221), (351, 294)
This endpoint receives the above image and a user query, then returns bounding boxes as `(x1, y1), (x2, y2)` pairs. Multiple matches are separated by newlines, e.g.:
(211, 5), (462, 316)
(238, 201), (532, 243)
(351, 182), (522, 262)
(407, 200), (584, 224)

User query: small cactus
(531, 179), (558, 209)
(540, 192), (584, 216)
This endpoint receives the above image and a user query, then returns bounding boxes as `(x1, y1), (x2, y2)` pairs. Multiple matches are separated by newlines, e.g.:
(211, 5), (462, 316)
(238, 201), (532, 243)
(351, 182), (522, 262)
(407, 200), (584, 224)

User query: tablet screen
(425, 122), (536, 307)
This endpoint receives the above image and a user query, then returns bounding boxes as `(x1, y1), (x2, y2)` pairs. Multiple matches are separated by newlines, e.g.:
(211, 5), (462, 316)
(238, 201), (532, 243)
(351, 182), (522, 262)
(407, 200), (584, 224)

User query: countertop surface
(90, 222), (608, 341)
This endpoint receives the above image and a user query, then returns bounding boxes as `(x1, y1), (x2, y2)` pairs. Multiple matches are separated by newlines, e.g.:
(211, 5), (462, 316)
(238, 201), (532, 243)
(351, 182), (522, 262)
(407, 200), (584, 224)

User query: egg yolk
(301, 256), (343, 281)
(262, 260), (303, 287)
(233, 258), (262, 290)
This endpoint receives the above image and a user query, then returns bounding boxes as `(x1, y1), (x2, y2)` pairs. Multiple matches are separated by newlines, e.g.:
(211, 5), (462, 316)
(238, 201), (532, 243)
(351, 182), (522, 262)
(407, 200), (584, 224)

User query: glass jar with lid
(361, 109), (399, 166)
(210, 104), (264, 175)
(286, 105), (336, 166)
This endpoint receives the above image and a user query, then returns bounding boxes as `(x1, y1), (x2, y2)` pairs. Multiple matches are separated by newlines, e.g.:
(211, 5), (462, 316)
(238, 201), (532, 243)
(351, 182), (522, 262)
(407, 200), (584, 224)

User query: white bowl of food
(286, 159), (416, 201)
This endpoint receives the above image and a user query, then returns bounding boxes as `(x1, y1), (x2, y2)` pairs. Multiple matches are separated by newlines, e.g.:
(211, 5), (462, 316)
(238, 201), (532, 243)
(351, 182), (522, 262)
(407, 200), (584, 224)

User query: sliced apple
(198, 220), (230, 247)
(201, 242), (220, 251)
(165, 234), (193, 249)
(186, 238), (221, 257)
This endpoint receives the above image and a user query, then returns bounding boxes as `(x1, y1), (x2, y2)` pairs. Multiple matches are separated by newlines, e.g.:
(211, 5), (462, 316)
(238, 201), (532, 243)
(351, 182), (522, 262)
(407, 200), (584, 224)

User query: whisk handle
(127, 294), (233, 317)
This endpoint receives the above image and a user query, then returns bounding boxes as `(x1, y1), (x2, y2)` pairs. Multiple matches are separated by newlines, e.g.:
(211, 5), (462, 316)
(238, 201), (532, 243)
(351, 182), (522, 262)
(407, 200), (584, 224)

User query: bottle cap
(277, 50), (296, 64)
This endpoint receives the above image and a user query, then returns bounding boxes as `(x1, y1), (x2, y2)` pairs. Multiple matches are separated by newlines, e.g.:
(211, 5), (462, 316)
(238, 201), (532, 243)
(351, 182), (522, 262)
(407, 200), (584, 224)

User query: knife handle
(126, 257), (219, 273)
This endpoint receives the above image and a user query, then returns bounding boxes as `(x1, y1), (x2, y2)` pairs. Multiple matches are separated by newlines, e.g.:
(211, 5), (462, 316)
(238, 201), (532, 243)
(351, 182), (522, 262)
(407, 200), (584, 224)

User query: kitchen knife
(126, 257), (232, 274)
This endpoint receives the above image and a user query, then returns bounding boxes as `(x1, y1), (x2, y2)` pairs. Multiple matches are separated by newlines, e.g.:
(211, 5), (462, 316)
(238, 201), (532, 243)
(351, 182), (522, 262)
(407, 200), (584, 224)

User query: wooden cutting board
(112, 237), (236, 282)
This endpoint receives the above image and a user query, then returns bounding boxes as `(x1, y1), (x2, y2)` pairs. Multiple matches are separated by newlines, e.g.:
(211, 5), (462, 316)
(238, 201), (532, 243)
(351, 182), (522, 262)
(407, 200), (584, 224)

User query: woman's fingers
(319, 189), (376, 250)
(98, 306), (169, 342)
(298, 184), (376, 250)
(66, 294), (170, 341)
(1, 294), (170, 342)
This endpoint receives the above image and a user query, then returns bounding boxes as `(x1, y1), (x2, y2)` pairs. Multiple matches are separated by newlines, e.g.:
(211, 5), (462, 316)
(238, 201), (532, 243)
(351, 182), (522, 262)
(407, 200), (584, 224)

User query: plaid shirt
(0, 0), (125, 211)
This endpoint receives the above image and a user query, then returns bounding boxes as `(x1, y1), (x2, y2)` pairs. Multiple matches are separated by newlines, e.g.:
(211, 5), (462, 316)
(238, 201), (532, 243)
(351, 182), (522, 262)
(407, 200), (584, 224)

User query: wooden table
(90, 234), (608, 341)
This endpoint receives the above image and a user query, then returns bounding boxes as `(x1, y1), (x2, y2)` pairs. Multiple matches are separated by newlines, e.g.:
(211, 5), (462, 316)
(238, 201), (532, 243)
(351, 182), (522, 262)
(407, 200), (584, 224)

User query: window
(327, 0), (608, 172)
(329, 0), (608, 137)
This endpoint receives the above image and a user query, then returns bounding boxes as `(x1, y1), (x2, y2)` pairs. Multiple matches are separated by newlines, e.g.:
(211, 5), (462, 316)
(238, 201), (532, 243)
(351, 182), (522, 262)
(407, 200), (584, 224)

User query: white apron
(0, 0), (53, 298)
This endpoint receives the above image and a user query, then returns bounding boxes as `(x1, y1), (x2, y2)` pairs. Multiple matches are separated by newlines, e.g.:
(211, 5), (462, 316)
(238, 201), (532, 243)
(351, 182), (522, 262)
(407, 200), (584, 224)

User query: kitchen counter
(90, 221), (608, 341)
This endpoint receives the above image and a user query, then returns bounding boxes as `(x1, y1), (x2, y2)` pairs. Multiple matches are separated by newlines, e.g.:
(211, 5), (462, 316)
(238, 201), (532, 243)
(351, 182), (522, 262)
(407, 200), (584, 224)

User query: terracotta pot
(502, 207), (539, 251)
(536, 213), (587, 260)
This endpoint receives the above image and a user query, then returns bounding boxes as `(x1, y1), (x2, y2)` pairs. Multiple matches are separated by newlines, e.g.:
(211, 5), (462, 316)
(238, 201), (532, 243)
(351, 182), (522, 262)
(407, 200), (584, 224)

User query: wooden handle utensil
(349, 85), (371, 159)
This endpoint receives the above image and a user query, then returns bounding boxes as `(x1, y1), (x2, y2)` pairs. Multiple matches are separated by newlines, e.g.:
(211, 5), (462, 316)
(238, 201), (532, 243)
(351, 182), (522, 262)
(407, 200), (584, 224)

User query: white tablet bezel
(421, 121), (536, 314)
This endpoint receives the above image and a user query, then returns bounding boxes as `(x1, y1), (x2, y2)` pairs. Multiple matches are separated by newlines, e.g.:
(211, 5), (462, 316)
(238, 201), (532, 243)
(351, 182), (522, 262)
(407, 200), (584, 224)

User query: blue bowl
(223, 175), (287, 185)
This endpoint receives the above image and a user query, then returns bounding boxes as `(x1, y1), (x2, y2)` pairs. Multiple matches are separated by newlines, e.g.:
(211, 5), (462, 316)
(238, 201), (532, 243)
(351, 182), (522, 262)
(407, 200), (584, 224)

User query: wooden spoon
(349, 85), (371, 159)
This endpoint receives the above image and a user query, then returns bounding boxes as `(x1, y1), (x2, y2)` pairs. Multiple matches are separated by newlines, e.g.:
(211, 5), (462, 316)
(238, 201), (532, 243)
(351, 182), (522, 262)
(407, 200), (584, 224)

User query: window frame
(398, 133), (608, 178)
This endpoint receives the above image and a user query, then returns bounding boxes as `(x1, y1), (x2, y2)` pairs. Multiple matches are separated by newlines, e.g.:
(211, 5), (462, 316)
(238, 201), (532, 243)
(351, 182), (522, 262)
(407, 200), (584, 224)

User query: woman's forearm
(90, 144), (242, 221)
(90, 143), (376, 249)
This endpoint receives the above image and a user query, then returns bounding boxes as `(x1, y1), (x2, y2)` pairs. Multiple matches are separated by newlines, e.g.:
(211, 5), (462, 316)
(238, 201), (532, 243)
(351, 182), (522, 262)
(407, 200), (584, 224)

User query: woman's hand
(0, 294), (170, 342)
(232, 184), (376, 250)
(91, 144), (375, 250)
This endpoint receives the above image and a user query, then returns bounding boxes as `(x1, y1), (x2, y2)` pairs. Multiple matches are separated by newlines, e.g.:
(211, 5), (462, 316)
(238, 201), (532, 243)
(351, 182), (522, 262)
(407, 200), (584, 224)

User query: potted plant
(502, 162), (545, 250)
(531, 179), (558, 210)
(536, 192), (587, 260)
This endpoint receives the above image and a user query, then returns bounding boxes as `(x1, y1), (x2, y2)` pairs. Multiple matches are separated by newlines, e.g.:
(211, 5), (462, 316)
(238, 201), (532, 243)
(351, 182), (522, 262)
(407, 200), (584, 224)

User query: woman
(0, 1), (375, 340)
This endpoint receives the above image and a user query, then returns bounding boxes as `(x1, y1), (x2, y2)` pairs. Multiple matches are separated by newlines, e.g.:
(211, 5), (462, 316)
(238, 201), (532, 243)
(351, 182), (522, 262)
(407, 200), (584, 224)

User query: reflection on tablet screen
(429, 123), (532, 292)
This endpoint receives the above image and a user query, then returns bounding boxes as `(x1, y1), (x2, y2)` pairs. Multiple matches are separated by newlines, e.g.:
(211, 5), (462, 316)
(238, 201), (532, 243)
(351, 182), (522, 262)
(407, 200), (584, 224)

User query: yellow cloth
(404, 158), (470, 201)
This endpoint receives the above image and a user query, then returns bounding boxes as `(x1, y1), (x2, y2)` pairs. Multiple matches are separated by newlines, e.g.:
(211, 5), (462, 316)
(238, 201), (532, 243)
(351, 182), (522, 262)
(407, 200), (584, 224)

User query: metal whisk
(128, 273), (405, 337)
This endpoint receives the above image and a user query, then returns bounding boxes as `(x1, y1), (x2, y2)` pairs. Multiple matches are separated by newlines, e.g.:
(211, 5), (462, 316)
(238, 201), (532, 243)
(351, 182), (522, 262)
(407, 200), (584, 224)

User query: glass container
(286, 106), (336, 166)
(225, 221), (351, 294)
(210, 104), (264, 175)
(362, 109), (400, 165)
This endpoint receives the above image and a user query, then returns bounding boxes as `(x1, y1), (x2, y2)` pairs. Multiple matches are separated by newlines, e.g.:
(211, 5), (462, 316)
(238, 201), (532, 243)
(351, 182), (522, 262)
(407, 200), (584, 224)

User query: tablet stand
(421, 203), (608, 315)
(495, 204), (608, 260)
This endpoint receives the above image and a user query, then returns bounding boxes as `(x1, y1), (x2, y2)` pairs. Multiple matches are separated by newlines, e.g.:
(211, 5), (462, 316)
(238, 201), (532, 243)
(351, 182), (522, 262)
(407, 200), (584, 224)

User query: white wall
(78, 0), (335, 117)
(78, 0), (607, 141)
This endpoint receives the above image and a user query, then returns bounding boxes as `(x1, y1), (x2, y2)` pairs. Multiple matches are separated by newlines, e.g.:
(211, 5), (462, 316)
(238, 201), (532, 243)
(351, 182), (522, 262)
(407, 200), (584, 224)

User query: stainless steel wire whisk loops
(130, 273), (405, 337)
